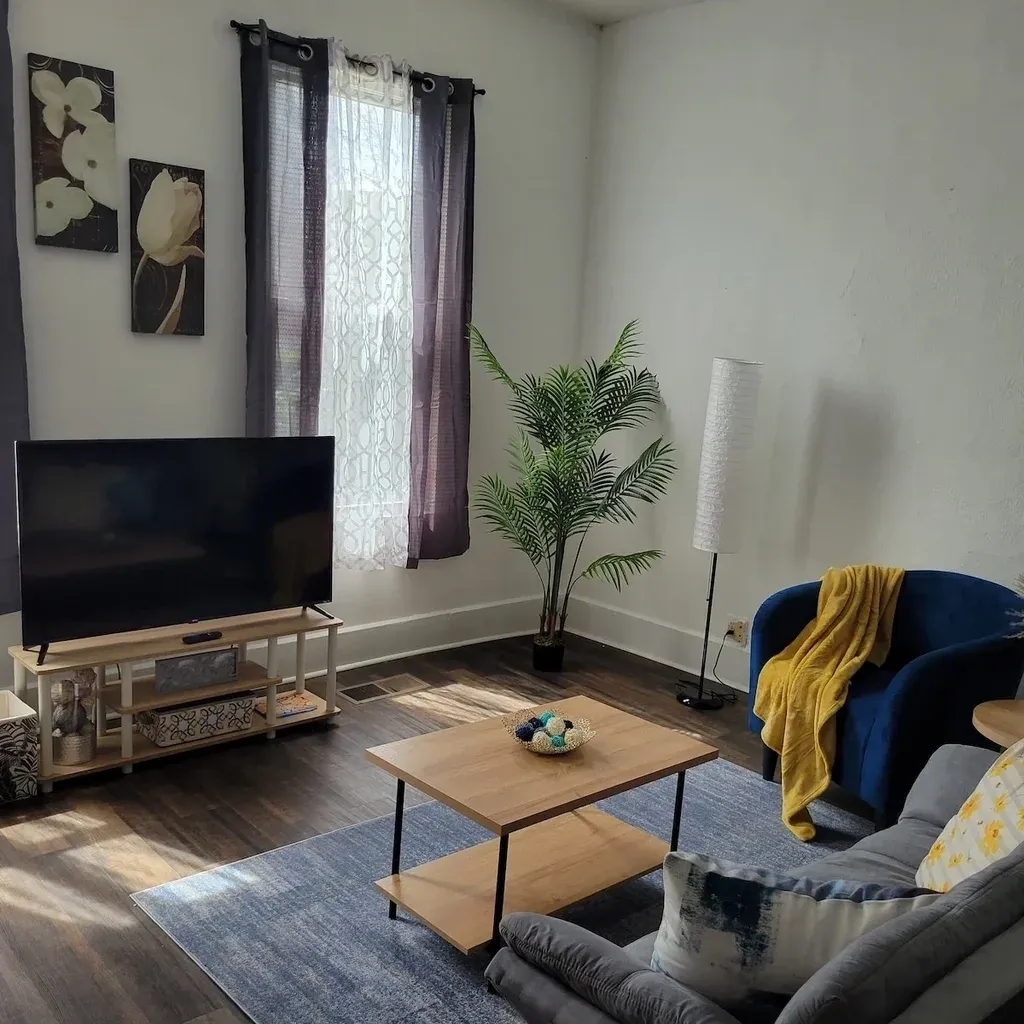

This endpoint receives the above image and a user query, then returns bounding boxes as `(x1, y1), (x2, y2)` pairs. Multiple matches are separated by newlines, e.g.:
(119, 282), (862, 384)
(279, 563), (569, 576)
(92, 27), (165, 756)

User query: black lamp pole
(677, 552), (725, 711)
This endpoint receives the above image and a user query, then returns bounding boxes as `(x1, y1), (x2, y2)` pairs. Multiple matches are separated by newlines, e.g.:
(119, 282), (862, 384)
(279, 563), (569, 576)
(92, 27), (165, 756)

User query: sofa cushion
(497, 912), (743, 1024)
(916, 738), (1024, 892)
(798, 816), (938, 887)
(776, 840), (1024, 1024)
(651, 853), (939, 1010)
(900, 744), (1000, 830)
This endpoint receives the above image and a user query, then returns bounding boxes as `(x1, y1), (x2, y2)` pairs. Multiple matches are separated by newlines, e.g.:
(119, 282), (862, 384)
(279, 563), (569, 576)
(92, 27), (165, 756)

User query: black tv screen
(16, 437), (335, 647)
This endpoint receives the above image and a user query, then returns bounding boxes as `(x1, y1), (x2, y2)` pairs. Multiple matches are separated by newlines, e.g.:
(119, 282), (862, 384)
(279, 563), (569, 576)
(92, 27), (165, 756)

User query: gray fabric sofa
(485, 744), (1024, 1024)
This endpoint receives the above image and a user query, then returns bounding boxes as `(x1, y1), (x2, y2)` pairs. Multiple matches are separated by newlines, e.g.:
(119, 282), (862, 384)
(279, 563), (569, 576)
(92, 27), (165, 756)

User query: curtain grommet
(248, 31), (262, 46)
(298, 43), (314, 62)
(421, 76), (436, 93)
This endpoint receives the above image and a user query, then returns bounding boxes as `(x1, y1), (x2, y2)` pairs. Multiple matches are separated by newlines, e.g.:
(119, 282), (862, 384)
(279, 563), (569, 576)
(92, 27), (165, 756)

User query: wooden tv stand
(7, 608), (344, 793)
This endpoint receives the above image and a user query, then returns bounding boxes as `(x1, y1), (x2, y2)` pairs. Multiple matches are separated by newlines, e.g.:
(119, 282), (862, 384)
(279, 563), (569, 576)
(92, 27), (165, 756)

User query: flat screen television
(16, 436), (335, 647)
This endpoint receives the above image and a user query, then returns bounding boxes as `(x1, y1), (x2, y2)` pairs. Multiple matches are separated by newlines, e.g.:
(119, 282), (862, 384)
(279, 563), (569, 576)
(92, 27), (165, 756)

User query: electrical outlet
(725, 617), (750, 648)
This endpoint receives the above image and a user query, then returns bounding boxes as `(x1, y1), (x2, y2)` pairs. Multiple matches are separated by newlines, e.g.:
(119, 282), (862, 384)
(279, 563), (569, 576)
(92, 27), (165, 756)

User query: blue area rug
(134, 759), (871, 1024)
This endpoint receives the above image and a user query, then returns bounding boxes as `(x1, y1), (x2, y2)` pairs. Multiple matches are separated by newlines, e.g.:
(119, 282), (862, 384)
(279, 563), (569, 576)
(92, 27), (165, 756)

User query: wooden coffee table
(365, 694), (718, 953)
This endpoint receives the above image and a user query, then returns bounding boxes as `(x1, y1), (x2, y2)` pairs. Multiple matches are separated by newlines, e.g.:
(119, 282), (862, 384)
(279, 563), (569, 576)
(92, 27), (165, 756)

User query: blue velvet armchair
(748, 570), (1024, 826)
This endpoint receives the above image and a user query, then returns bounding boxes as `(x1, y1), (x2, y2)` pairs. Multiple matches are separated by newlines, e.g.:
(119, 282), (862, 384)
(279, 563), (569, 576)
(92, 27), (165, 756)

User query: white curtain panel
(319, 44), (415, 569)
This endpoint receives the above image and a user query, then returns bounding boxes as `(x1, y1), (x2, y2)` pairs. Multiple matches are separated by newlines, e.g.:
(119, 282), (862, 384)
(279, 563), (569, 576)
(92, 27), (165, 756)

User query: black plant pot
(532, 639), (565, 673)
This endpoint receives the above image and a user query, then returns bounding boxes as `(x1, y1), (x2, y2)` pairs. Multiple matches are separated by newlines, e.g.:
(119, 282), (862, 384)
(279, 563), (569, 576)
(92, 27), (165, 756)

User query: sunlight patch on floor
(0, 803), (121, 858)
(136, 861), (263, 904)
(393, 680), (536, 724)
(64, 832), (193, 891)
(0, 865), (137, 927)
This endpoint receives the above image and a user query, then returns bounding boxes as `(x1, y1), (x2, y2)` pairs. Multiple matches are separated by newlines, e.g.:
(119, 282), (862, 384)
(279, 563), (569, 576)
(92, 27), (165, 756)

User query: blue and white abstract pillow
(651, 852), (940, 1008)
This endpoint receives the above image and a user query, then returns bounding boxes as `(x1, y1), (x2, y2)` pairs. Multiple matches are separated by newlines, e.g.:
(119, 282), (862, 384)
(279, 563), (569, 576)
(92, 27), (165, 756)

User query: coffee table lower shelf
(374, 806), (668, 954)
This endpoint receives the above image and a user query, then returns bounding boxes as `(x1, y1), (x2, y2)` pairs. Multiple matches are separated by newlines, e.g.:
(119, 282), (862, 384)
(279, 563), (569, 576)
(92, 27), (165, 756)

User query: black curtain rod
(230, 20), (486, 96)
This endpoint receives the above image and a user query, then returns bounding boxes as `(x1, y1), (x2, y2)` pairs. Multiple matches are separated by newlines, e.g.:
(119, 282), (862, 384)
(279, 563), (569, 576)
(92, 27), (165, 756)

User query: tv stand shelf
(8, 608), (344, 792)
(101, 659), (281, 714)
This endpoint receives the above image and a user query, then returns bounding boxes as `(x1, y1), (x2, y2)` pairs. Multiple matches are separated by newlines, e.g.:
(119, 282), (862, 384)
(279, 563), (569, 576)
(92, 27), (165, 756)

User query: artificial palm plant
(470, 321), (676, 671)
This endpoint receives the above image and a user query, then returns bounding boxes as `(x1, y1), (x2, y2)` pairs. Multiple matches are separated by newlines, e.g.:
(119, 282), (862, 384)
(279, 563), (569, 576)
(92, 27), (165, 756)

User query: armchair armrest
(864, 634), (1024, 819)
(493, 913), (742, 1024)
(748, 581), (821, 732)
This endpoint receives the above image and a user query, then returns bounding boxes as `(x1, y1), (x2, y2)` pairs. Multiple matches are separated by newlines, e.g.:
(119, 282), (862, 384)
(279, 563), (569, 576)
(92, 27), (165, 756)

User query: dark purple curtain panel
(0, 0), (29, 614)
(408, 77), (476, 566)
(238, 21), (328, 437)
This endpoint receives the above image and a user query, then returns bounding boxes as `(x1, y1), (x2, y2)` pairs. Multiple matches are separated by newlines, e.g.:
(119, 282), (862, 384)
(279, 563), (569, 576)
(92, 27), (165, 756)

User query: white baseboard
(567, 596), (750, 693)
(247, 596), (539, 681)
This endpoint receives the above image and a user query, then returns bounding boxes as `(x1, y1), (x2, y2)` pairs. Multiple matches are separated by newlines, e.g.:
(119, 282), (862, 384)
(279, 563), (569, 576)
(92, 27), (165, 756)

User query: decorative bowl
(502, 708), (595, 756)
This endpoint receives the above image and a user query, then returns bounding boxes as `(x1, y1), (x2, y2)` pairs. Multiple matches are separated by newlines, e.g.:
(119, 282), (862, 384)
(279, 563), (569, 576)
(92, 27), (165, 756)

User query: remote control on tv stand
(182, 630), (224, 645)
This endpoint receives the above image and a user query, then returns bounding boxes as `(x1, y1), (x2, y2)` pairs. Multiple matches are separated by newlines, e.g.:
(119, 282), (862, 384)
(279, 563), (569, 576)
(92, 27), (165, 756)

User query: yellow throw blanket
(754, 565), (905, 841)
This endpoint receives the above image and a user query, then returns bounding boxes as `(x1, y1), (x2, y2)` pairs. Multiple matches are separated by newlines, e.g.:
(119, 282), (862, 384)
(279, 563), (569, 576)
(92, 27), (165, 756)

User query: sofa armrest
(496, 913), (742, 1024)
(748, 581), (821, 732)
(486, 948), (623, 1024)
(862, 635), (1024, 818)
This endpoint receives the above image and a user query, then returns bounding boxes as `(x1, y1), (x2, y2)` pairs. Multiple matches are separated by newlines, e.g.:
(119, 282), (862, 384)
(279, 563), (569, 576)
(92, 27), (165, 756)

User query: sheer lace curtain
(319, 45), (415, 569)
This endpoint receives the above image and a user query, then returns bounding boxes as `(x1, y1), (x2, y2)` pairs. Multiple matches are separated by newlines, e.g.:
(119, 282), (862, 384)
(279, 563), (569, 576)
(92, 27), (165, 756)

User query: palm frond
(469, 325), (519, 392)
(474, 474), (546, 565)
(597, 439), (676, 524)
(607, 319), (643, 368)
(581, 550), (664, 591)
(591, 366), (663, 435)
(1012, 575), (1024, 638)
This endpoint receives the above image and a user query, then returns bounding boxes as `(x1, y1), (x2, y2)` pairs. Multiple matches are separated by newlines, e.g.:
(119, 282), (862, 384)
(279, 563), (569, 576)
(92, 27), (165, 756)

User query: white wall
(574, 0), (1024, 688)
(2, 0), (599, 682)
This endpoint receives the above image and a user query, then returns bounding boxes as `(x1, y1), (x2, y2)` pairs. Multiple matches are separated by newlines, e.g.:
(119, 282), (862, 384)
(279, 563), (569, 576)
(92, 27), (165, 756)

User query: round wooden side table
(973, 700), (1024, 749)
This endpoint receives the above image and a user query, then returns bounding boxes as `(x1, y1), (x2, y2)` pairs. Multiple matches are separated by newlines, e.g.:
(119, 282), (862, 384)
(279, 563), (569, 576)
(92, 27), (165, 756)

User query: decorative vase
(51, 667), (98, 766)
(532, 639), (565, 673)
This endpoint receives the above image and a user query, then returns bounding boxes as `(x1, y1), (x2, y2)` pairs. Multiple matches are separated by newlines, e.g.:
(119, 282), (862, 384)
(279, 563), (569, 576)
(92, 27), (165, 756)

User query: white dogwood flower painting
(27, 54), (117, 251)
(62, 122), (118, 211)
(34, 178), (93, 237)
(130, 160), (206, 336)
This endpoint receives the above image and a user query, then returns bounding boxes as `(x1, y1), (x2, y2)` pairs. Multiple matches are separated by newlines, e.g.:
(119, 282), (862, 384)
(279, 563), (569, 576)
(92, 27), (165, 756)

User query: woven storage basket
(137, 694), (256, 748)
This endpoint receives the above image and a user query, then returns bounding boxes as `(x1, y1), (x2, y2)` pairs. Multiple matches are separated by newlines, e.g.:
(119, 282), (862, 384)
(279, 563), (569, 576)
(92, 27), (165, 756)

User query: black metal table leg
(388, 778), (405, 919)
(489, 834), (510, 952)
(670, 771), (686, 852)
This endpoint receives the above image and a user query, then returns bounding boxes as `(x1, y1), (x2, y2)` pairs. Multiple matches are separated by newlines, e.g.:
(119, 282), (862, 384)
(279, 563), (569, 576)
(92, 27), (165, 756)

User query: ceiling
(547, 0), (698, 25)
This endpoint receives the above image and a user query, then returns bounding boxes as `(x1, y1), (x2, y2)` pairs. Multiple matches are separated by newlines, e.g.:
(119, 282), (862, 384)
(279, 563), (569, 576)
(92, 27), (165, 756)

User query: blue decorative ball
(515, 724), (536, 742)
(527, 717), (544, 729)
(550, 734), (566, 749)
(539, 711), (555, 725)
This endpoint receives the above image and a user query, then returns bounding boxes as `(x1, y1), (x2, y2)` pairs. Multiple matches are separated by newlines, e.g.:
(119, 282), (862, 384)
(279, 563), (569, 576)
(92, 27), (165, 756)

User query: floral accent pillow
(916, 737), (1024, 892)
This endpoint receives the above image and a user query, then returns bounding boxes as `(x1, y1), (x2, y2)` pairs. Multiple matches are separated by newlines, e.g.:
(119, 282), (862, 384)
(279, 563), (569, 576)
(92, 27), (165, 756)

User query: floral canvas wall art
(28, 54), (117, 252)
(130, 160), (205, 336)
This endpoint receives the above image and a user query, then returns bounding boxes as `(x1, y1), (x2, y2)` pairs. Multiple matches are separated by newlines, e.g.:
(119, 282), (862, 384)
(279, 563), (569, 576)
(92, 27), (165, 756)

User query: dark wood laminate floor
(0, 636), (760, 1024)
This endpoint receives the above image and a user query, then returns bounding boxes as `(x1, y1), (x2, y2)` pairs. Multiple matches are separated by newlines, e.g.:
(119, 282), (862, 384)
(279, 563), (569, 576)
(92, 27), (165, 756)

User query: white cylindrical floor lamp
(678, 357), (764, 711)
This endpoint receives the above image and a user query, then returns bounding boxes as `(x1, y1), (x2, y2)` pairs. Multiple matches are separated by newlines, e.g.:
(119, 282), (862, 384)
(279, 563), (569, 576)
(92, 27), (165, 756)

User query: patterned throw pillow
(651, 852), (939, 1009)
(916, 737), (1024, 892)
